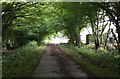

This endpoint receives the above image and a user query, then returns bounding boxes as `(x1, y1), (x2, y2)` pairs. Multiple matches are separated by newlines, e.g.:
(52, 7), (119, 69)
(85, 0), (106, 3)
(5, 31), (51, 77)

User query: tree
(2, 2), (49, 48)
(51, 3), (88, 47)
(92, 2), (120, 53)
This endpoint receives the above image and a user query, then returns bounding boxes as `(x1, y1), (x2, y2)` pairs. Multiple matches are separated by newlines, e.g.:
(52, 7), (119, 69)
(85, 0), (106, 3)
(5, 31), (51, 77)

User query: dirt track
(31, 44), (89, 78)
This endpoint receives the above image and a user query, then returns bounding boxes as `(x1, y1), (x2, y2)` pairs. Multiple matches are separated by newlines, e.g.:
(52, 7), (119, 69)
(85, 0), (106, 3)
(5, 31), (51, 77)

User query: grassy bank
(2, 41), (46, 78)
(59, 44), (119, 78)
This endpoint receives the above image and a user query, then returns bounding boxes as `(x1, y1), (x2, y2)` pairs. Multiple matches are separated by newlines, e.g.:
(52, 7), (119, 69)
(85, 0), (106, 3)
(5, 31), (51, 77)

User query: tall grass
(2, 41), (46, 77)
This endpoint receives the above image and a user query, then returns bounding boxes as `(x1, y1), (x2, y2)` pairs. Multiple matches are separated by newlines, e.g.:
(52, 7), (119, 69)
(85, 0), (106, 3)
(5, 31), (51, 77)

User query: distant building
(80, 23), (117, 44)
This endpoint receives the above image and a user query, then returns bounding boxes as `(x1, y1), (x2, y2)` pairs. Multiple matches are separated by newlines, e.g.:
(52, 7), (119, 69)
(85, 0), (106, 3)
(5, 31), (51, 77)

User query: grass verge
(59, 44), (119, 78)
(2, 41), (46, 78)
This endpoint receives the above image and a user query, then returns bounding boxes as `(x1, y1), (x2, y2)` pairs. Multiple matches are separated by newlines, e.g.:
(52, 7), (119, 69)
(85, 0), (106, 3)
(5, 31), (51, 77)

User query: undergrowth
(59, 44), (120, 77)
(2, 41), (46, 77)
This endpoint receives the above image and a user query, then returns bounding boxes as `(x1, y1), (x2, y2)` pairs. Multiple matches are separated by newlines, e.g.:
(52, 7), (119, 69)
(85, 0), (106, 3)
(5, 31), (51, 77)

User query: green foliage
(2, 2), (120, 51)
(2, 41), (46, 77)
(66, 45), (119, 71)
(2, 2), (50, 48)
(59, 44), (119, 77)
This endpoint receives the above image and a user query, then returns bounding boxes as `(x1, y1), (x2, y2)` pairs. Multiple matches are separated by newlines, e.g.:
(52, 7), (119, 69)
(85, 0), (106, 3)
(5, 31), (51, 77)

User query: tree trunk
(115, 17), (120, 53)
